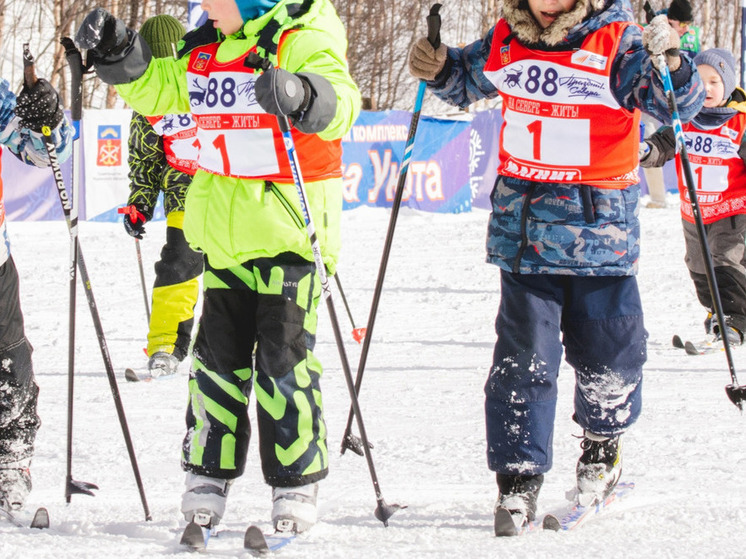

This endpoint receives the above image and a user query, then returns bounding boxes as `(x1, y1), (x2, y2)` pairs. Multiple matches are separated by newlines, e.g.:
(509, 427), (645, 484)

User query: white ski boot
(181, 473), (231, 528)
(271, 483), (318, 534)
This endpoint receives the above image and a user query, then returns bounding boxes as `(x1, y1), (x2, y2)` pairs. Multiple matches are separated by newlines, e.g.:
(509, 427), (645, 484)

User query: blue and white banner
(341, 111), (472, 213)
(0, 108), (677, 221)
(82, 109), (132, 221)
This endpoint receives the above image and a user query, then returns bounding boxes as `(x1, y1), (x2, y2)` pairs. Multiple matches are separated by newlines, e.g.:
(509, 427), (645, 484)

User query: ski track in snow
(3, 202), (745, 558)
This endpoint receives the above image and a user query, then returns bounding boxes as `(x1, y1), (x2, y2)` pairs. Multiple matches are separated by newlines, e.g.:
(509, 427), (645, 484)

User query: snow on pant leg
(148, 211), (203, 361)
(181, 257), (258, 479)
(252, 254), (328, 487)
(682, 217), (746, 331)
(0, 257), (40, 465)
(562, 276), (646, 437)
(485, 271), (564, 475)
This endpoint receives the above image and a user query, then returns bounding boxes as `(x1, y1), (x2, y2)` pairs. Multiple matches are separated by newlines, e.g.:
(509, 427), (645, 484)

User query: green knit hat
(139, 15), (185, 59)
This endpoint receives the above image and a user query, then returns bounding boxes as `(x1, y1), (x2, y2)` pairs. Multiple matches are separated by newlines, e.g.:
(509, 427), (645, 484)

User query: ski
(683, 340), (721, 355)
(542, 481), (635, 531)
(124, 368), (142, 382)
(124, 368), (180, 383)
(494, 508), (537, 536)
(244, 525), (296, 554)
(0, 506), (49, 529)
(179, 521), (211, 552)
(672, 334), (722, 355)
(30, 507), (49, 529)
(0, 506), (24, 527)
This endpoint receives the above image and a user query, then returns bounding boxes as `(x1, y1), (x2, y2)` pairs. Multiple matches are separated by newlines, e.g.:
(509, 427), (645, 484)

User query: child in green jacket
(75, 0), (360, 534)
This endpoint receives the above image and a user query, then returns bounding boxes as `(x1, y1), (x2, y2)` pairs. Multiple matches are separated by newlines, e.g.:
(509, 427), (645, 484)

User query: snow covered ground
(3, 199), (745, 558)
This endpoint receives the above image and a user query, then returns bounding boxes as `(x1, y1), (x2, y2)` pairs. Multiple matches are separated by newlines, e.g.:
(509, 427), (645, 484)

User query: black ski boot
(493, 473), (543, 537)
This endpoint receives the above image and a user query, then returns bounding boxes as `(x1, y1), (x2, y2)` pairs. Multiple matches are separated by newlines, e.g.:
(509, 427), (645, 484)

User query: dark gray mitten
(255, 67), (336, 134)
(15, 79), (63, 132)
(74, 8), (152, 85)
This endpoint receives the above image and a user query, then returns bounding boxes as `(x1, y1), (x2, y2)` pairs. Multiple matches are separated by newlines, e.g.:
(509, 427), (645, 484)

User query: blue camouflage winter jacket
(427, 0), (704, 276)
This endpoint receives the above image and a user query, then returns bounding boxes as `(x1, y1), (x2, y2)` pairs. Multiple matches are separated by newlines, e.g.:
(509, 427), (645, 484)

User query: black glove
(255, 67), (311, 121)
(255, 67), (336, 134)
(119, 204), (149, 239)
(75, 8), (129, 61)
(15, 79), (64, 132)
(74, 8), (151, 85)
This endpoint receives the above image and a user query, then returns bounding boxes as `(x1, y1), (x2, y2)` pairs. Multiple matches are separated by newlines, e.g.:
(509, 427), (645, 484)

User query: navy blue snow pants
(485, 271), (646, 475)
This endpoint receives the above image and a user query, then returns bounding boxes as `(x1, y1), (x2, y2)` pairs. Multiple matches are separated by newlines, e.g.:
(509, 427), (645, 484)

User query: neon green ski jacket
(116, 0), (360, 271)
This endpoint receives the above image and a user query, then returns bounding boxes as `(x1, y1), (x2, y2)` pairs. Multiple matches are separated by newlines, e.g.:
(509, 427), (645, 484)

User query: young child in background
(123, 15), (203, 379)
(641, 48), (746, 345)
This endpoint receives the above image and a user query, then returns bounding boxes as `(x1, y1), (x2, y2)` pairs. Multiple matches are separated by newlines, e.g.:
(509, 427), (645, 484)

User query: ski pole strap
(118, 205), (146, 223)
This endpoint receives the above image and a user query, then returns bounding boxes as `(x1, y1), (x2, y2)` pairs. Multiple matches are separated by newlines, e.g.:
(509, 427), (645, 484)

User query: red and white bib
(484, 20), (640, 188)
(186, 42), (341, 182)
(146, 114), (199, 175)
(677, 114), (746, 224)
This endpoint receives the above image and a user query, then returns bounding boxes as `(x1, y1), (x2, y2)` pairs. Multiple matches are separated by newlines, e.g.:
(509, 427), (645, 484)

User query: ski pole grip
(61, 37), (84, 122)
(22, 43), (37, 88)
(426, 3), (442, 50)
(643, 0), (656, 24)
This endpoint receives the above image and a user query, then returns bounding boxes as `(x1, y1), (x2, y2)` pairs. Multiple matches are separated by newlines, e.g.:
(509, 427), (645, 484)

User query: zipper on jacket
(580, 185), (596, 225)
(512, 182), (538, 274)
(266, 180), (304, 229)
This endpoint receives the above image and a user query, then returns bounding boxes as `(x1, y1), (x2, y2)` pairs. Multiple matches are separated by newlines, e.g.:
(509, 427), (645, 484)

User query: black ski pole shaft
(341, 3), (442, 456)
(251, 51), (404, 526)
(656, 54), (746, 410)
(57, 38), (100, 502)
(135, 239), (150, 323)
(54, 39), (152, 518)
(333, 272), (365, 343)
(25, 41), (95, 503)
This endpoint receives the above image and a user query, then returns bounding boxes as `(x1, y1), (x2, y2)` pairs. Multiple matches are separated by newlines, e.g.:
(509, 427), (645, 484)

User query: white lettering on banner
(368, 150), (443, 203)
(368, 149), (393, 202)
(342, 163), (362, 202)
(351, 124), (409, 143)
(406, 162), (444, 201)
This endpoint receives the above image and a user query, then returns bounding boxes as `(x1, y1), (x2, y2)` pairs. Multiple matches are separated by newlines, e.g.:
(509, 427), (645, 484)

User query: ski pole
(29, 40), (99, 503)
(655, 54), (746, 410)
(40, 40), (152, 519)
(134, 239), (150, 322)
(249, 52), (403, 526)
(333, 272), (366, 343)
(117, 206), (151, 324)
(341, 3), (442, 456)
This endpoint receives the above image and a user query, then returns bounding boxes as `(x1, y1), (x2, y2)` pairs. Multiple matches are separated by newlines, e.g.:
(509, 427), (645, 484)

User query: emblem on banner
(193, 52), (211, 71)
(97, 125), (121, 166)
(500, 45), (510, 65)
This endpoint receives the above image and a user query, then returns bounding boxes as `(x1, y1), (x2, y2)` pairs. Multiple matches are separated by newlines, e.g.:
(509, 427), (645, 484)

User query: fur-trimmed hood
(502, 0), (632, 47)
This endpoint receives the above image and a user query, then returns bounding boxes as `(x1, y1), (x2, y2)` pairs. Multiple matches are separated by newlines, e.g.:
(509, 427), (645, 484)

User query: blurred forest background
(0, 0), (740, 112)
